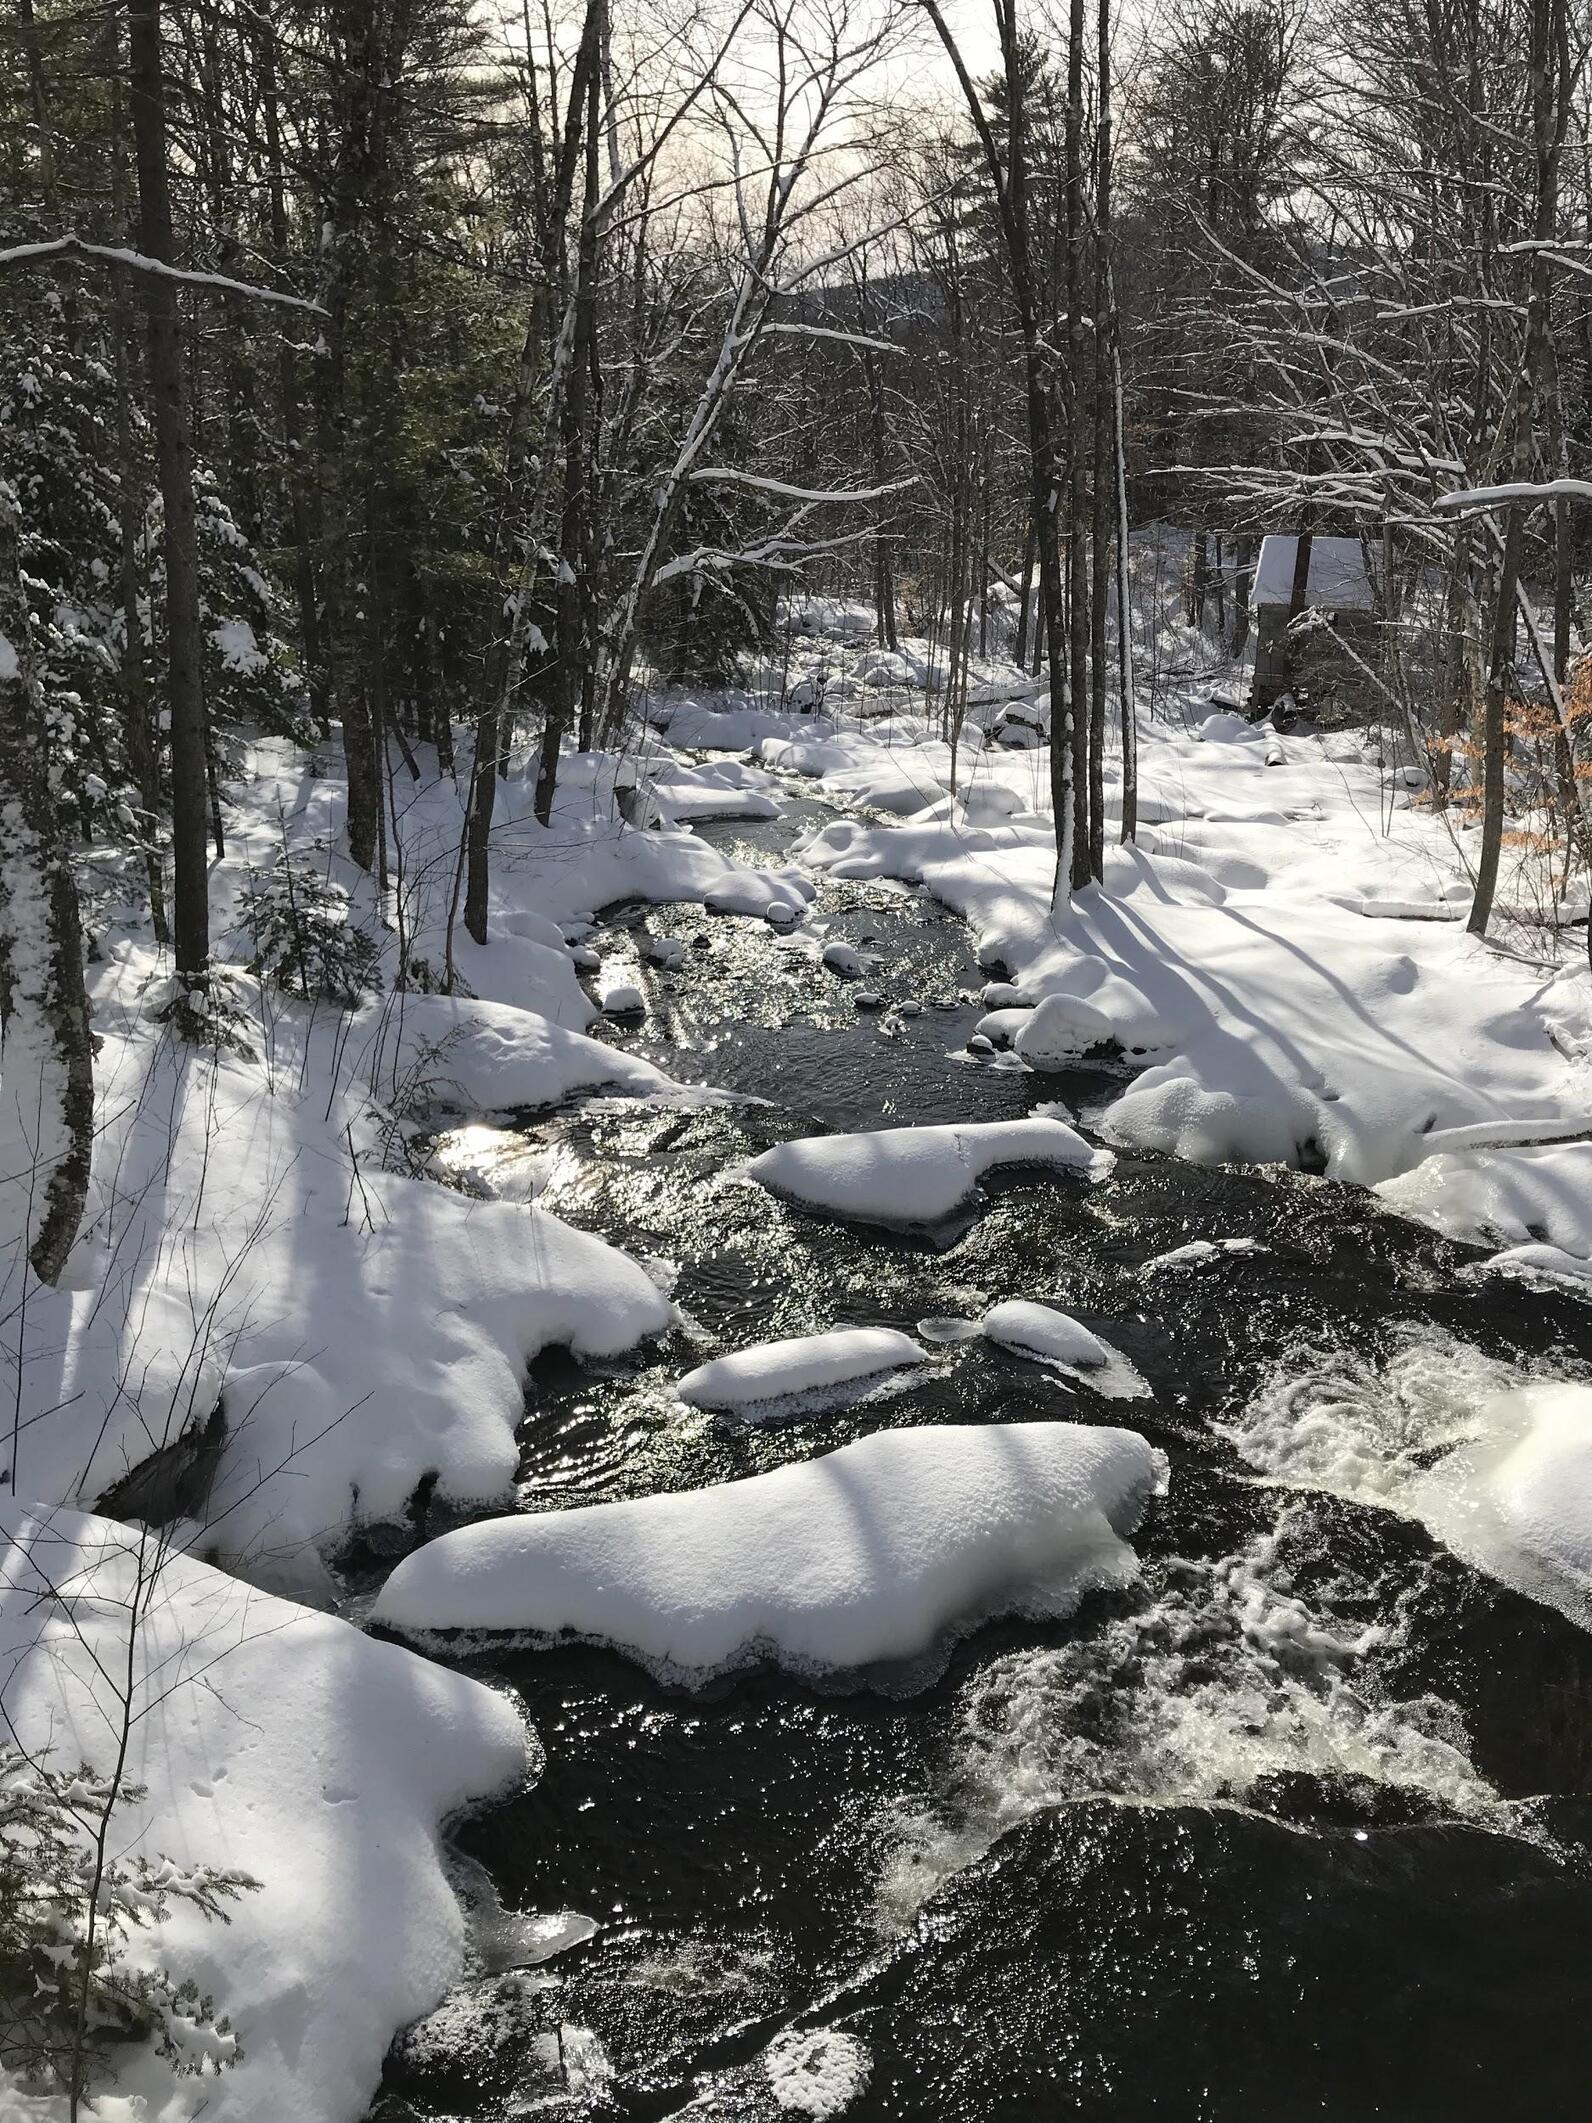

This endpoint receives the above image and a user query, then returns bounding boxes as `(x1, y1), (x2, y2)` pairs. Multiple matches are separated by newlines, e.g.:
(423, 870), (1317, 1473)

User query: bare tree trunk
(1469, 510), (1520, 936)
(1015, 512), (1036, 668)
(1066, 0), (1092, 885)
(535, 0), (605, 828)
(865, 340), (898, 651)
(318, 0), (406, 874)
(1471, 0), (1556, 938)
(1284, 522), (1314, 697)
(17, 0), (61, 224)
(1230, 534), (1255, 659)
(260, 18), (324, 716)
(0, 481), (94, 1289)
(1112, 302), (1137, 841)
(128, 0), (208, 989)
(1088, 0), (1113, 878)
(105, 21), (166, 944)
(920, 0), (1075, 899)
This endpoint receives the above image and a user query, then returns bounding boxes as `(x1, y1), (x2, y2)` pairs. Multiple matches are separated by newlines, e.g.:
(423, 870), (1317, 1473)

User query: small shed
(1250, 535), (1376, 711)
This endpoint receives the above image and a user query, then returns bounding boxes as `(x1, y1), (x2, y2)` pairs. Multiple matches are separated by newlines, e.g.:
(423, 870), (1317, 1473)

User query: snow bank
(797, 708), (1592, 1248)
(675, 1326), (927, 1414)
(0, 1502), (530, 2123)
(745, 1117), (1110, 1227)
(1412, 1383), (1592, 1627)
(365, 991), (676, 1112)
(4, 965), (675, 1598)
(652, 697), (835, 750)
(1376, 1141), (1592, 1283)
(371, 1421), (1165, 1682)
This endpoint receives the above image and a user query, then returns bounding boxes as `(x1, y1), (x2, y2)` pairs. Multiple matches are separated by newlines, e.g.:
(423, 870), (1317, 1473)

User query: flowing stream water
(366, 798), (1592, 2122)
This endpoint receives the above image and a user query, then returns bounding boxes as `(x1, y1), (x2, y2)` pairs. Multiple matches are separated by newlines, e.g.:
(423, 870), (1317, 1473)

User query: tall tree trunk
(0, 480), (94, 1291)
(105, 16), (166, 942)
(1468, 510), (1520, 937)
(920, 0), (1074, 899)
(1472, 0), (1556, 938)
(1230, 534), (1255, 659)
(17, 0), (61, 224)
(318, 0), (398, 873)
(1066, 0), (1092, 885)
(1088, 0), (1113, 878)
(866, 342), (898, 651)
(536, 0), (604, 828)
(1284, 522), (1314, 698)
(1015, 513), (1037, 668)
(260, 18), (324, 715)
(1112, 289), (1137, 842)
(128, 0), (209, 988)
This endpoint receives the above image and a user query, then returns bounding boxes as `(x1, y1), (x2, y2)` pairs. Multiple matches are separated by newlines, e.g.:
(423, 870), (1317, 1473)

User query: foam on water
(1227, 1326), (1592, 1628)
(1223, 1327), (1532, 1505)
(875, 1499), (1511, 1930)
(665, 2026), (872, 2119)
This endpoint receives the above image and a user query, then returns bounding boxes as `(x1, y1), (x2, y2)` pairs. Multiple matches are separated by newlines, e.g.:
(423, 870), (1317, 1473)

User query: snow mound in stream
(745, 1117), (1110, 1227)
(981, 1301), (1150, 1401)
(372, 1422), (1165, 1684)
(675, 1327), (927, 1415)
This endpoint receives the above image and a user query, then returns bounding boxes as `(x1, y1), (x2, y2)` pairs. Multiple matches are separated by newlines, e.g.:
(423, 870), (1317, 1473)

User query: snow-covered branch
(686, 469), (918, 503)
(0, 234), (325, 313)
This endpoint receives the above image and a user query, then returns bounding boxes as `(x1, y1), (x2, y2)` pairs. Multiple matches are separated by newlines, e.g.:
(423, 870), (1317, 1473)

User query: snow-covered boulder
(371, 1421), (1166, 1683)
(745, 1116), (1111, 1227)
(982, 1300), (1150, 1401)
(368, 992), (671, 1111)
(1196, 710), (1259, 743)
(674, 1326), (927, 1415)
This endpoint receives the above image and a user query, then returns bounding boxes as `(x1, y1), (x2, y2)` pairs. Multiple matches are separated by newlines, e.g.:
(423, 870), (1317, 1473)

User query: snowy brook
(362, 801), (1592, 2122)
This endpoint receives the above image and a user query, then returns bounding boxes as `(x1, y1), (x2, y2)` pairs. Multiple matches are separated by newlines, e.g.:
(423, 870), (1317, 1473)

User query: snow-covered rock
(745, 1117), (1110, 1226)
(675, 1326), (927, 1415)
(982, 1300), (1150, 1401)
(370, 992), (672, 1112)
(600, 979), (646, 1015)
(983, 1300), (1110, 1368)
(822, 940), (864, 978)
(371, 1421), (1165, 1682)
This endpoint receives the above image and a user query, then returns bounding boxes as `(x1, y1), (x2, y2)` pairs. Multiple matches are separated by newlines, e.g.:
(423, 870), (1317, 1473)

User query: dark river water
(367, 800), (1592, 2123)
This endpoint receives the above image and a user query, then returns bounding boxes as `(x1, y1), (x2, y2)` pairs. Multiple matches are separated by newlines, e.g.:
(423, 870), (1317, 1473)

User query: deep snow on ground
(5, 543), (1592, 2120)
(0, 1502), (530, 2123)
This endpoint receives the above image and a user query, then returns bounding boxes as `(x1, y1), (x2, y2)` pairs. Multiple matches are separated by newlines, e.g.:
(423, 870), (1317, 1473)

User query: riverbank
(5, 605), (1592, 2120)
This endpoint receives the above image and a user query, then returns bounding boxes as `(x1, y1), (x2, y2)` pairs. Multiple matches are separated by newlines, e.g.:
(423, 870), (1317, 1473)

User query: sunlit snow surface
(373, 1422), (1165, 1683)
